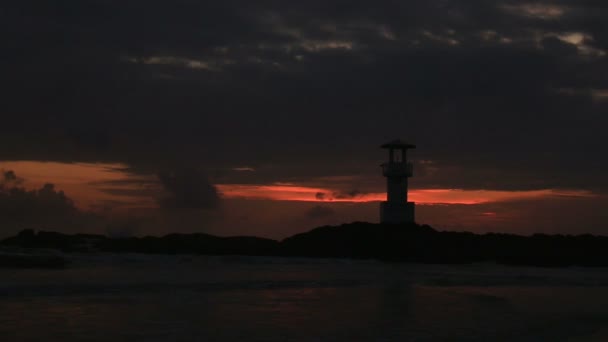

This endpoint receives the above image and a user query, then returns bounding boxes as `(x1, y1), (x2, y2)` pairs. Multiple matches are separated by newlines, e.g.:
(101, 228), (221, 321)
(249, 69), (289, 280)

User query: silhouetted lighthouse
(380, 140), (416, 224)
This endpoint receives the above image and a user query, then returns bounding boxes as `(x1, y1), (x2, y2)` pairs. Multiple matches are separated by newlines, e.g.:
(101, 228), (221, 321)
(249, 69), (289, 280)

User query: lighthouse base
(380, 202), (415, 224)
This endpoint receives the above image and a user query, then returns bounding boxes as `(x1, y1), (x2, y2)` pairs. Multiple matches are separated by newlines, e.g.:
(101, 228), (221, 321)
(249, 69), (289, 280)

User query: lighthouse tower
(380, 140), (416, 224)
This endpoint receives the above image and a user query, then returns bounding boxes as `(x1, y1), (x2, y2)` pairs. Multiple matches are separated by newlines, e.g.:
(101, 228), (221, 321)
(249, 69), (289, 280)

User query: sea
(1, 254), (608, 341)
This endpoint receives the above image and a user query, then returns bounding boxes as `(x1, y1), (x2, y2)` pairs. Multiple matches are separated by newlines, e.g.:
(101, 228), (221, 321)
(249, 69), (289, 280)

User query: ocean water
(1, 255), (608, 341)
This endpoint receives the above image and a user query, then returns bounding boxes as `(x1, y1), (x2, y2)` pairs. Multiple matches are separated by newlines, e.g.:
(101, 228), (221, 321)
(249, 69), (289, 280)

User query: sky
(1, 0), (608, 239)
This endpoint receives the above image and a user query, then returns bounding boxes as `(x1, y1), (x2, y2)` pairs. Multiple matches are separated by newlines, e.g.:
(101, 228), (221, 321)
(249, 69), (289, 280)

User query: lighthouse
(380, 140), (416, 224)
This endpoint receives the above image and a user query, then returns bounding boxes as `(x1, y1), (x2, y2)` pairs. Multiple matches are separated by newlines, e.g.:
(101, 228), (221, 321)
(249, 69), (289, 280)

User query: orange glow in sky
(216, 184), (594, 205)
(0, 161), (141, 209)
(1, 161), (595, 210)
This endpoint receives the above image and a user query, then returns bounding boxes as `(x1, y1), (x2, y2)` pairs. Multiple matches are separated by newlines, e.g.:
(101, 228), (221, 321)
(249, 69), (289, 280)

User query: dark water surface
(1, 255), (608, 341)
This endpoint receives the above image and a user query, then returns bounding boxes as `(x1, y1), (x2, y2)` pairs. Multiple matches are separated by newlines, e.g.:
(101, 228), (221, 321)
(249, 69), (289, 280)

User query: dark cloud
(157, 168), (220, 209)
(0, 183), (76, 218)
(333, 189), (363, 199)
(0, 172), (101, 236)
(94, 178), (160, 199)
(314, 189), (367, 201)
(1, 170), (22, 187)
(541, 36), (579, 56)
(1, 0), (607, 194)
(305, 205), (336, 219)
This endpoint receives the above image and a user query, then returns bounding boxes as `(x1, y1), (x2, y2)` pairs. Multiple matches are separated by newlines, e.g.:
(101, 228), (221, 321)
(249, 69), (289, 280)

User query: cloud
(1, 170), (22, 187)
(312, 189), (366, 201)
(501, 3), (567, 20)
(125, 56), (219, 71)
(0, 171), (101, 236)
(541, 36), (579, 56)
(157, 168), (220, 209)
(305, 205), (335, 219)
(1, 0), (608, 195)
(232, 167), (256, 172)
(0, 182), (76, 218)
(333, 189), (363, 199)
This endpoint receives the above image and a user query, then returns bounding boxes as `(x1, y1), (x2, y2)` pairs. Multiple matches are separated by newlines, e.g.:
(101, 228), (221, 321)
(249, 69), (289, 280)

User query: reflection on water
(1, 255), (608, 341)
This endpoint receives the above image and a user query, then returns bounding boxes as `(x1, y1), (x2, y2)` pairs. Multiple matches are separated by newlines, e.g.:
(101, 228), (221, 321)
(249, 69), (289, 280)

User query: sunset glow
(216, 184), (594, 205)
(0, 161), (141, 209)
(0, 161), (597, 213)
